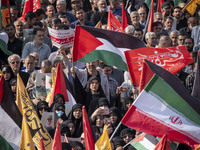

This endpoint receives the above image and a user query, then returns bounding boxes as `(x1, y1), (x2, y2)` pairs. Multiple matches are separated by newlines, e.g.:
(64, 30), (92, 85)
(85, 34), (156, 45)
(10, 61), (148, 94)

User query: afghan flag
(121, 60), (200, 149)
(73, 25), (146, 71)
(0, 75), (22, 150)
(130, 133), (158, 150)
(0, 0), (10, 28)
(124, 45), (193, 86)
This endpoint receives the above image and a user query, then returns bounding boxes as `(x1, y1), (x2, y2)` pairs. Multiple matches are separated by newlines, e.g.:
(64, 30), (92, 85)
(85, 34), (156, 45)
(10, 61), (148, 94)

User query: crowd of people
(0, 0), (199, 149)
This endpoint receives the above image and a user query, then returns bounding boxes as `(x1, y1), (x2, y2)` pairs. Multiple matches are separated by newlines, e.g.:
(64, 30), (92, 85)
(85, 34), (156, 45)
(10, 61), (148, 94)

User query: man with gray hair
(8, 54), (30, 86)
(125, 25), (135, 36)
(145, 32), (157, 47)
(154, 12), (163, 23)
(130, 11), (144, 29)
(169, 30), (179, 46)
(56, 0), (76, 22)
(90, 0), (108, 25)
(14, 20), (24, 40)
(158, 35), (172, 48)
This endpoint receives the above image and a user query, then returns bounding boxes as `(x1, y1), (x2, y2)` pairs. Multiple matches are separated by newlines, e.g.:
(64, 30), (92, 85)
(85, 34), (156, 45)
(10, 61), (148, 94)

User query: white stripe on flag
(139, 137), (156, 150)
(134, 90), (200, 143)
(0, 106), (21, 150)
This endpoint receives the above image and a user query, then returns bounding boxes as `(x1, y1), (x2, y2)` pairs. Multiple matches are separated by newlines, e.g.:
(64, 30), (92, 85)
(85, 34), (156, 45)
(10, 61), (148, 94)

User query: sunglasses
(39, 107), (48, 111)
(10, 61), (20, 64)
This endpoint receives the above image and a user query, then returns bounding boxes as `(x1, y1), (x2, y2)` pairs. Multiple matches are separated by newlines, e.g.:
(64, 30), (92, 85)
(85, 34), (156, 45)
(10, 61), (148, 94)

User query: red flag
(157, 0), (164, 13)
(125, 46), (194, 86)
(49, 63), (69, 106)
(147, 0), (154, 32)
(52, 121), (62, 150)
(82, 106), (95, 150)
(107, 7), (125, 33)
(40, 137), (45, 150)
(154, 134), (171, 150)
(139, 60), (154, 93)
(122, 3), (128, 30)
(18, 0), (40, 21)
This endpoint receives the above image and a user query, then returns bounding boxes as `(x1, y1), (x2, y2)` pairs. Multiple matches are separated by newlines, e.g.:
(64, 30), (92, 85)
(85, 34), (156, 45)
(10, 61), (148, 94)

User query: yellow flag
(0, 70), (2, 77)
(185, 0), (200, 16)
(95, 125), (112, 150)
(16, 74), (53, 150)
(45, 68), (56, 103)
(195, 144), (200, 150)
(95, 21), (101, 28)
(20, 115), (35, 150)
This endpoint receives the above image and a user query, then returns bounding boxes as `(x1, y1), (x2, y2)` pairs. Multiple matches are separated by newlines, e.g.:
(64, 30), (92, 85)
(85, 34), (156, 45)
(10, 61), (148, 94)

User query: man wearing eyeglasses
(8, 54), (30, 86)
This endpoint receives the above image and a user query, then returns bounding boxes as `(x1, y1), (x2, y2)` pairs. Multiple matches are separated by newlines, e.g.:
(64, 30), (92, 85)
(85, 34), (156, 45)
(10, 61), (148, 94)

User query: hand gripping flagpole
(109, 122), (121, 141)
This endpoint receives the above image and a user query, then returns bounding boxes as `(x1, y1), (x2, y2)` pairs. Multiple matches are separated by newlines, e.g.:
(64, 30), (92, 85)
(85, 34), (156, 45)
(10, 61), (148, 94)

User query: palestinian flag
(130, 133), (158, 150)
(0, 0), (10, 28)
(0, 75), (22, 150)
(73, 25), (146, 71)
(121, 60), (200, 149)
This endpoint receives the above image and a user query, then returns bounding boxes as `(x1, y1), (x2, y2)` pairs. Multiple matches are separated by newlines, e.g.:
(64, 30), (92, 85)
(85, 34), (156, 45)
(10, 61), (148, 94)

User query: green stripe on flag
(0, 135), (14, 150)
(78, 50), (128, 71)
(144, 75), (200, 126)
(0, 38), (13, 55)
(131, 142), (149, 150)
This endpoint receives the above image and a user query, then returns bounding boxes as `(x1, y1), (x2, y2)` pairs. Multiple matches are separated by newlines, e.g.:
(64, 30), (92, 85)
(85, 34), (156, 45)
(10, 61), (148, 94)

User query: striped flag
(122, 3), (127, 30)
(121, 60), (200, 149)
(0, 75), (22, 150)
(130, 133), (158, 150)
(72, 25), (146, 71)
(0, 0), (10, 28)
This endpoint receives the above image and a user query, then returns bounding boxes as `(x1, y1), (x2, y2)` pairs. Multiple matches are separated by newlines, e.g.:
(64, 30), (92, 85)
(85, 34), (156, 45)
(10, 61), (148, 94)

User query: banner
(124, 46), (193, 86)
(48, 27), (74, 48)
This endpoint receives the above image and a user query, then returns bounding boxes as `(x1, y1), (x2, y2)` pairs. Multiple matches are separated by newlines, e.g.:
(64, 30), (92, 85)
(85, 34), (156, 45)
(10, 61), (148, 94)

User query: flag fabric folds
(130, 133), (158, 150)
(0, 0), (10, 28)
(20, 115), (35, 150)
(107, 7), (125, 33)
(40, 137), (45, 150)
(185, 0), (200, 16)
(122, 3), (128, 30)
(147, 0), (154, 32)
(95, 125), (112, 150)
(121, 60), (200, 149)
(0, 75), (22, 150)
(52, 121), (62, 150)
(154, 134), (171, 150)
(16, 74), (53, 150)
(124, 46), (193, 86)
(157, 0), (164, 13)
(73, 25), (146, 71)
(82, 106), (95, 150)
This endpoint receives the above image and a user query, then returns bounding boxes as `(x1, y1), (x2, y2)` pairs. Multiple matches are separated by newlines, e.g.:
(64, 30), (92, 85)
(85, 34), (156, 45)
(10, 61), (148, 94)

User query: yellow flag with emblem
(185, 0), (200, 16)
(95, 125), (112, 150)
(20, 115), (35, 150)
(16, 74), (52, 150)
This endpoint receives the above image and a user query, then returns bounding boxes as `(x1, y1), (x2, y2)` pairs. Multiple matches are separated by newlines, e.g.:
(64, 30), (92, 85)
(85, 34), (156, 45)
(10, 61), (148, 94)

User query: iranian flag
(0, 75), (22, 150)
(121, 60), (200, 149)
(125, 46), (194, 86)
(73, 25), (146, 71)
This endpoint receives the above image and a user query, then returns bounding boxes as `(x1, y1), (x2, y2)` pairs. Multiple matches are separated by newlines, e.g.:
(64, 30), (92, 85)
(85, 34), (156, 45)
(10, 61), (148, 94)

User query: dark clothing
(176, 70), (189, 87)
(86, 10), (95, 21)
(176, 18), (187, 31)
(179, 27), (191, 37)
(7, 38), (23, 56)
(70, 20), (94, 29)
(10, 71), (29, 87)
(90, 11), (108, 25)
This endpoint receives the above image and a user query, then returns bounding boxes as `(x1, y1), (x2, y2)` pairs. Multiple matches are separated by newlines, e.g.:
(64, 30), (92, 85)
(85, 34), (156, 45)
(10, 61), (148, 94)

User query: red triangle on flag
(72, 26), (103, 62)
(49, 63), (69, 106)
(40, 137), (45, 150)
(52, 121), (62, 150)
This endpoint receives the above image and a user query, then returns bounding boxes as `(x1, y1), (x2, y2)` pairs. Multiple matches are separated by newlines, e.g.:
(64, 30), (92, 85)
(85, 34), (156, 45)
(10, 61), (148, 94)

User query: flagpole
(182, 0), (194, 12)
(123, 132), (144, 148)
(109, 122), (121, 141)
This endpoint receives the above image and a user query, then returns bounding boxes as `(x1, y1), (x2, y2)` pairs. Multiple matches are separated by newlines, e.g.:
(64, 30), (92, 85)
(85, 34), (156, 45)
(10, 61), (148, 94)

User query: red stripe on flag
(121, 105), (199, 149)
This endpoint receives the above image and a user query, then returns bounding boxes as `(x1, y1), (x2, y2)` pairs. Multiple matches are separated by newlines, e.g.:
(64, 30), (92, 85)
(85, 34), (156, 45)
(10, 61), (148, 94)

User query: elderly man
(8, 54), (30, 86)
(158, 35), (172, 48)
(22, 28), (51, 65)
(130, 11), (144, 29)
(154, 12), (163, 23)
(138, 7), (147, 26)
(179, 17), (197, 37)
(90, 0), (108, 25)
(169, 30), (179, 46)
(145, 32), (157, 47)
(14, 20), (24, 40)
(21, 55), (36, 74)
